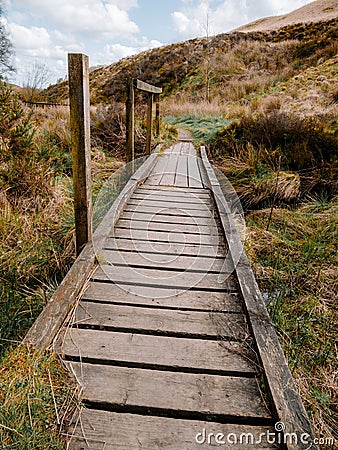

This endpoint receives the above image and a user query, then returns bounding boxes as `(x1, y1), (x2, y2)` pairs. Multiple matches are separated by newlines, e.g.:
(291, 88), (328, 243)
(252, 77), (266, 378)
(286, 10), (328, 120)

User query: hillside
(235, 0), (338, 32)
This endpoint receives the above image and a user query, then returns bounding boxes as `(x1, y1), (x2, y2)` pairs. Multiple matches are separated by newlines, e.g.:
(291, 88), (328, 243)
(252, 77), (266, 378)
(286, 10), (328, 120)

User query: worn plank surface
(100, 248), (225, 273)
(69, 363), (270, 418)
(67, 410), (278, 450)
(92, 265), (235, 292)
(58, 329), (257, 374)
(74, 302), (247, 339)
(82, 281), (242, 311)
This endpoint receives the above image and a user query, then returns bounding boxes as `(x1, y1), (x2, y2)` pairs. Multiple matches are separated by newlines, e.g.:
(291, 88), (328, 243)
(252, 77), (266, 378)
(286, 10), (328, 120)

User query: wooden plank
(146, 154), (168, 185)
(127, 198), (214, 212)
(112, 228), (223, 246)
(115, 219), (220, 236)
(93, 265), (233, 292)
(100, 249), (225, 274)
(135, 78), (162, 94)
(120, 211), (218, 227)
(199, 147), (318, 449)
(137, 185), (209, 196)
(188, 155), (204, 188)
(57, 329), (257, 374)
(104, 237), (226, 258)
(175, 155), (189, 187)
(134, 189), (210, 201)
(82, 281), (241, 311)
(125, 78), (134, 163)
(145, 93), (153, 155)
(67, 409), (278, 450)
(69, 363), (270, 419)
(68, 53), (92, 255)
(159, 153), (178, 186)
(74, 302), (247, 339)
(124, 204), (216, 219)
(130, 192), (210, 204)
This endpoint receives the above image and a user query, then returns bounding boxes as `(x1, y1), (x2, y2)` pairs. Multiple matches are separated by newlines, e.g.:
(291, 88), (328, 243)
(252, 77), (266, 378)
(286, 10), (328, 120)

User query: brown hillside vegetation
(235, 0), (338, 32)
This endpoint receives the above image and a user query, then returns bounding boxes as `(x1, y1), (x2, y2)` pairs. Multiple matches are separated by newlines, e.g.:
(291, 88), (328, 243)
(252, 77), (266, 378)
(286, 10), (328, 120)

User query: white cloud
(10, 0), (139, 39)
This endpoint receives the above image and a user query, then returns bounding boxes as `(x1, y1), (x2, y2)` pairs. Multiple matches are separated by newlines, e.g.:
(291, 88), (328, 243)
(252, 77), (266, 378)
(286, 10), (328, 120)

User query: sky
(2, 0), (314, 86)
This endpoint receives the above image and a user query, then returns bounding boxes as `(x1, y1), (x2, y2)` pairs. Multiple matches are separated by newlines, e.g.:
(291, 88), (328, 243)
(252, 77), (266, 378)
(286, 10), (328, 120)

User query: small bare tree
(23, 62), (51, 102)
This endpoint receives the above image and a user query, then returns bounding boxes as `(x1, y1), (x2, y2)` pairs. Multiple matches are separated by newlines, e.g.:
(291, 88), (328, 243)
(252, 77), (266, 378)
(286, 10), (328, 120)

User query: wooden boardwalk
(26, 139), (315, 449)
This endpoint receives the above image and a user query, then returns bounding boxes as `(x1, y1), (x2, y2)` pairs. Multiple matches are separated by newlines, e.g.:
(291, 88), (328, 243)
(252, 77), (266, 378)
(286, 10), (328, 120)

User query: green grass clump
(164, 114), (233, 145)
(0, 346), (77, 449)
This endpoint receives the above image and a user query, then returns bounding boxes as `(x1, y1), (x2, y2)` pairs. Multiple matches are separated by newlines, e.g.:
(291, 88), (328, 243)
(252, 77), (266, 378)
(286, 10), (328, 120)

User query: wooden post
(68, 53), (92, 256)
(145, 93), (153, 155)
(154, 94), (160, 137)
(125, 78), (135, 163)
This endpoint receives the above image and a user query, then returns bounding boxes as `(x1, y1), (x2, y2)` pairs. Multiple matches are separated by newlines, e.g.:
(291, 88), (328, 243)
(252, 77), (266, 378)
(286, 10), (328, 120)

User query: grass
(244, 201), (337, 440)
(0, 345), (78, 449)
(164, 114), (233, 145)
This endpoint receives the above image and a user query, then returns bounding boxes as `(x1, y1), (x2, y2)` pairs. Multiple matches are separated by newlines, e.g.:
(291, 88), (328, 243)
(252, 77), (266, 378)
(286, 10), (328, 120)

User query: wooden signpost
(68, 53), (92, 256)
(126, 79), (162, 162)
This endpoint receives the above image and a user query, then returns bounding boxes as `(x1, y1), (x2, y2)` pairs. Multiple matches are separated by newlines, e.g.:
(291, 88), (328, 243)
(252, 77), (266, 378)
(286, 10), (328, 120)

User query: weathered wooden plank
(175, 155), (189, 187)
(146, 154), (168, 185)
(112, 228), (222, 246)
(100, 249), (225, 274)
(120, 211), (218, 227)
(74, 302), (247, 339)
(69, 363), (270, 418)
(145, 92), (153, 155)
(137, 185), (210, 196)
(130, 192), (210, 204)
(93, 266), (233, 292)
(116, 218), (220, 235)
(135, 78), (162, 94)
(124, 204), (216, 218)
(58, 329), (257, 374)
(127, 198), (214, 212)
(82, 281), (241, 311)
(68, 53), (92, 255)
(105, 237), (226, 258)
(67, 410), (278, 450)
(159, 153), (179, 186)
(188, 155), (204, 188)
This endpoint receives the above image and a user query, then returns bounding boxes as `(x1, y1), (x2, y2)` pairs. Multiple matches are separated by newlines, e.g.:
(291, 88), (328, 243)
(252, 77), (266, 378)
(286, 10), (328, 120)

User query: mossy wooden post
(145, 93), (153, 155)
(154, 94), (160, 138)
(126, 78), (135, 163)
(68, 53), (92, 256)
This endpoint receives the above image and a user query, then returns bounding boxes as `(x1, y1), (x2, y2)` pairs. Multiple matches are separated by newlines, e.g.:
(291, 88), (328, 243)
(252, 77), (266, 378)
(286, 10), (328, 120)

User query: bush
(211, 111), (338, 171)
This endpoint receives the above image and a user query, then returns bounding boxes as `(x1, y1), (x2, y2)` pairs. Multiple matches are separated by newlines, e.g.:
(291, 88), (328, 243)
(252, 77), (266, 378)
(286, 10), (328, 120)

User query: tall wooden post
(154, 94), (160, 137)
(125, 78), (135, 163)
(145, 93), (153, 155)
(68, 53), (92, 256)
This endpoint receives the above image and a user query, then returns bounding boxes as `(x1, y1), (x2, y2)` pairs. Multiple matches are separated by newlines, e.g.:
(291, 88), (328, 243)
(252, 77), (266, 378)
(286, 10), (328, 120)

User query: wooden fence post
(154, 94), (160, 137)
(68, 53), (92, 256)
(145, 93), (153, 155)
(125, 78), (135, 163)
